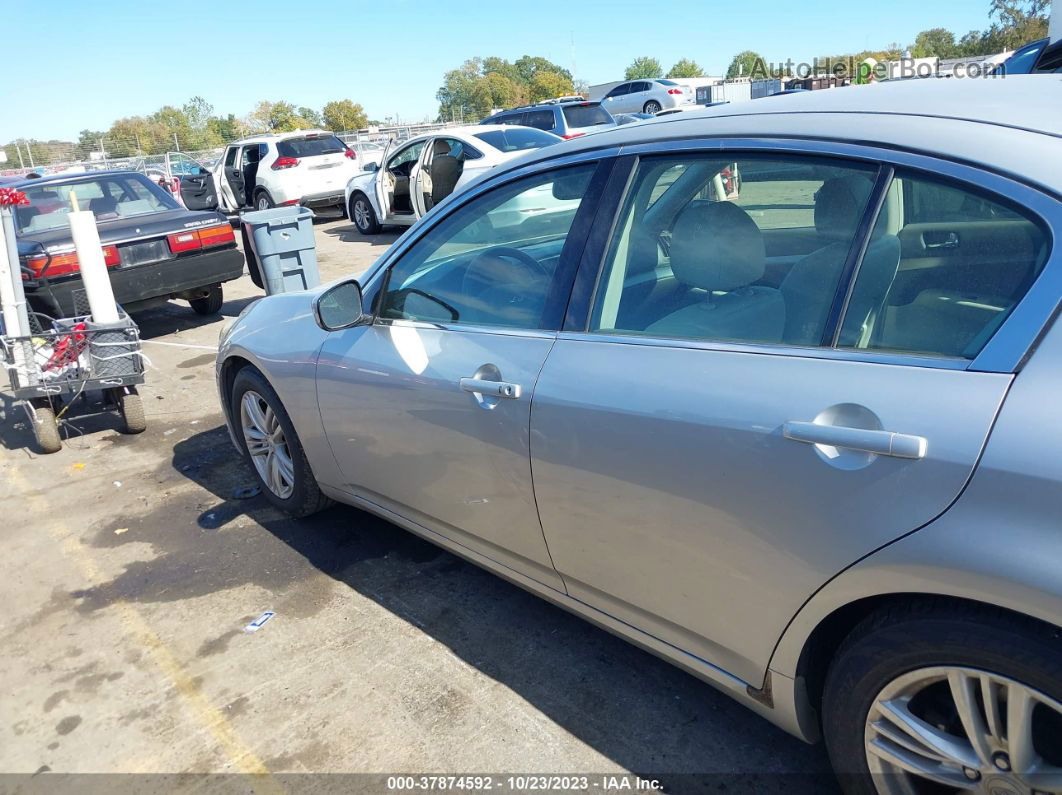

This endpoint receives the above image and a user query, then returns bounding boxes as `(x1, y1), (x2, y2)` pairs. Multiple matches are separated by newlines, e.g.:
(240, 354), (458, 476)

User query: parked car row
(217, 76), (1062, 795)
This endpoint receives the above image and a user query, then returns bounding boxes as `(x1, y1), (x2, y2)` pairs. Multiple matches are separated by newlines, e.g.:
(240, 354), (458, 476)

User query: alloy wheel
(257, 195), (270, 211)
(865, 666), (1062, 793)
(240, 390), (295, 499)
(354, 198), (370, 231)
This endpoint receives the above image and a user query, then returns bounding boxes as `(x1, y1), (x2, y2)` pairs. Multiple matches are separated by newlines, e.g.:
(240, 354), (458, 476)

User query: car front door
(218, 145), (242, 211)
(529, 149), (1046, 685)
(169, 152), (218, 210)
(603, 82), (633, 114)
(316, 160), (609, 589)
(375, 139), (426, 223)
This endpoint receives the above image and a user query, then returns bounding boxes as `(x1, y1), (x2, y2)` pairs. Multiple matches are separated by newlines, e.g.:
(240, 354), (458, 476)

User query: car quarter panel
(769, 311), (1062, 680)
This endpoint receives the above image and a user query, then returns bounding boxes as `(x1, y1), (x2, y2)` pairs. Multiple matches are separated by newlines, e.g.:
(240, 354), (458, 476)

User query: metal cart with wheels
(1, 307), (145, 454)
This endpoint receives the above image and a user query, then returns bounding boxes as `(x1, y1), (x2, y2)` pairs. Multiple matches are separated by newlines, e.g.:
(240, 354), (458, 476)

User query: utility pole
(173, 132), (180, 152)
(14, 141), (24, 169)
(1050, 0), (1059, 43)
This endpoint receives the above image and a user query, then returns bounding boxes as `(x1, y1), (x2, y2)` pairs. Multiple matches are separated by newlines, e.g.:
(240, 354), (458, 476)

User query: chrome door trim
(375, 316), (559, 341)
(583, 136), (1061, 374)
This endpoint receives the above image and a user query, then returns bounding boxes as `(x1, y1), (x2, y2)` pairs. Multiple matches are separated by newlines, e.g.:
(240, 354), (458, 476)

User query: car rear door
(528, 148), (1051, 685)
(603, 82), (633, 114)
(316, 159), (610, 591)
(218, 145), (243, 210)
(169, 153), (218, 211)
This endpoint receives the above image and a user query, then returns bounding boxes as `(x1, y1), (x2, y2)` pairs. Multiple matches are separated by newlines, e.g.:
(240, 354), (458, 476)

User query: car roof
(5, 169), (143, 189)
(229, 129), (338, 144)
(505, 76), (1062, 193)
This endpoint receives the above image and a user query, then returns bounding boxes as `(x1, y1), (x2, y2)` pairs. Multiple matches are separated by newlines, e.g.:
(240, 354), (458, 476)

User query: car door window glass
(523, 110), (556, 131)
(379, 164), (596, 330)
(589, 154), (879, 347)
(606, 83), (631, 98)
(837, 170), (1049, 358)
(387, 141), (426, 175)
(223, 147), (238, 168)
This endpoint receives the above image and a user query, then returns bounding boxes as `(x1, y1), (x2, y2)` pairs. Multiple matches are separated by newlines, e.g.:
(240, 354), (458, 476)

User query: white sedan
(344, 125), (561, 235)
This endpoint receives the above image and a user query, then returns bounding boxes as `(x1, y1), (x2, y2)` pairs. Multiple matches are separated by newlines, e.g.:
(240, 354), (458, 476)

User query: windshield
(656, 79), (680, 86)
(277, 135), (347, 158)
(15, 173), (178, 234)
(561, 103), (613, 128)
(473, 128), (560, 153)
(991, 40), (1045, 74)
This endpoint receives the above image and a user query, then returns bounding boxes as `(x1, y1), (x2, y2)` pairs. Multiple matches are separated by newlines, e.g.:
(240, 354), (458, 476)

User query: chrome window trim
(557, 330), (971, 370)
(592, 137), (1058, 374)
(374, 316), (558, 341)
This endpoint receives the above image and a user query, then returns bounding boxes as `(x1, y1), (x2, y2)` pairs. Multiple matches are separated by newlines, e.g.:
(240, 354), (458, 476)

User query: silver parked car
(218, 77), (1062, 793)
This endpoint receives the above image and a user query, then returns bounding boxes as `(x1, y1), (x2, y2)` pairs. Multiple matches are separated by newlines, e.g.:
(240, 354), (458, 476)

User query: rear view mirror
(364, 162), (379, 173)
(314, 279), (369, 330)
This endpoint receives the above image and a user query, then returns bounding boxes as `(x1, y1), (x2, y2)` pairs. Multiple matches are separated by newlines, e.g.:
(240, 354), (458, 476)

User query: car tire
(254, 191), (274, 211)
(644, 100), (662, 114)
(116, 387), (146, 434)
(822, 600), (1062, 794)
(190, 284), (224, 315)
(349, 192), (381, 235)
(230, 367), (332, 518)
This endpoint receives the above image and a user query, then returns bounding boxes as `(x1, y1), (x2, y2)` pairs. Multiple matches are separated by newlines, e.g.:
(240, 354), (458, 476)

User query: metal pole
(173, 132), (180, 152)
(1051, 0), (1059, 43)
(24, 140), (35, 168)
(14, 141), (24, 170)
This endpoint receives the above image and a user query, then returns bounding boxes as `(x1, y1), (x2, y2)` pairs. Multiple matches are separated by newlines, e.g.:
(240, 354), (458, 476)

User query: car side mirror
(364, 161), (379, 173)
(314, 279), (369, 331)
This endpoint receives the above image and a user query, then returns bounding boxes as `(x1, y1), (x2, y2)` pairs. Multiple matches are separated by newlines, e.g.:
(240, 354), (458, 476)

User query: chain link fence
(2, 121), (458, 178)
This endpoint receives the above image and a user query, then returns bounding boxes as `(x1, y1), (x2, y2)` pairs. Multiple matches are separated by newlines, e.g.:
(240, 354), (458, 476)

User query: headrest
(670, 201), (766, 291)
(814, 175), (874, 240)
(433, 139), (451, 156)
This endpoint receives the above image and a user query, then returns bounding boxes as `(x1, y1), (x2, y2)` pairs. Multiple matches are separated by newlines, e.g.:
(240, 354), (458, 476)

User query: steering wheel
(464, 246), (549, 283)
(460, 246), (551, 324)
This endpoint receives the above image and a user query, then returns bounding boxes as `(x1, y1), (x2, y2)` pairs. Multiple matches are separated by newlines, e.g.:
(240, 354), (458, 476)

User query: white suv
(211, 130), (362, 213)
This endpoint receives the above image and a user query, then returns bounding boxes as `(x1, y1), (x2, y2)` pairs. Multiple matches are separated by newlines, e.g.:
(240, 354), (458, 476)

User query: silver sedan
(219, 76), (1062, 793)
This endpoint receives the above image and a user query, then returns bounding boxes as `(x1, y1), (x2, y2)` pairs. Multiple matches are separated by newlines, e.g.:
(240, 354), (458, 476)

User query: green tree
(624, 57), (663, 79)
(528, 70), (575, 102)
(321, 99), (368, 132)
(299, 106), (324, 127)
(667, 58), (704, 78)
(514, 55), (572, 84)
(911, 27), (958, 58)
(726, 50), (764, 78)
(987, 0), (1048, 49)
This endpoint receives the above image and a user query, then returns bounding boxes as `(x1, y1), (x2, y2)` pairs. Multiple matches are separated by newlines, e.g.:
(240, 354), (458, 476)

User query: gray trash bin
(241, 206), (320, 295)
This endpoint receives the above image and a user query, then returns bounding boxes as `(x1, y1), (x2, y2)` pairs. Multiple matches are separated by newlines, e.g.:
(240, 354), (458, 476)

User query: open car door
(411, 138), (437, 217)
(374, 139), (396, 223)
(167, 152), (218, 211)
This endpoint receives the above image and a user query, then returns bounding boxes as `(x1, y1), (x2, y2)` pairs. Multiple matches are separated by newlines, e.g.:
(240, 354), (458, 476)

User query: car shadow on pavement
(75, 423), (838, 792)
(322, 223), (402, 247)
(130, 295), (260, 341)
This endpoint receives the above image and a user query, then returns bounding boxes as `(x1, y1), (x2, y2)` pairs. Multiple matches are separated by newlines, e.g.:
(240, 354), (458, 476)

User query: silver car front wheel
(240, 390), (295, 499)
(865, 666), (1062, 793)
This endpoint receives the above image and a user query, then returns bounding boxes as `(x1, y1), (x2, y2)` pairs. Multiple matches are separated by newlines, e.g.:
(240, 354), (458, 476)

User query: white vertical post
(0, 208), (28, 379)
(1050, 0), (1059, 43)
(66, 194), (119, 324)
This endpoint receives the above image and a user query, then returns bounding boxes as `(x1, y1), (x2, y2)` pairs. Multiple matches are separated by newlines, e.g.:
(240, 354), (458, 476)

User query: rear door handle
(460, 378), (521, 399)
(783, 421), (927, 459)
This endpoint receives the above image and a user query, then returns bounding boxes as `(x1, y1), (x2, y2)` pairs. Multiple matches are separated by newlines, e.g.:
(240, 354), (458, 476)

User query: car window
(473, 128), (560, 152)
(561, 103), (612, 128)
(589, 153), (878, 347)
(631, 82), (650, 93)
(378, 164), (596, 331)
(387, 141), (427, 172)
(606, 83), (631, 98)
(837, 170), (1049, 359)
(433, 137), (480, 161)
(224, 147), (239, 168)
(656, 79), (679, 86)
(240, 146), (261, 167)
(277, 135), (346, 158)
(523, 110), (557, 131)
(496, 113), (526, 126)
(16, 174), (178, 233)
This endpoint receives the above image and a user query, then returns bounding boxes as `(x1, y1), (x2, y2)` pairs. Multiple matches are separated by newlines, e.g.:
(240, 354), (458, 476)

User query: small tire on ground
(190, 284), (224, 315)
(821, 598), (1062, 794)
(117, 387), (146, 434)
(349, 192), (381, 235)
(230, 366), (332, 518)
(255, 191), (274, 211)
(30, 400), (62, 454)
(644, 100), (662, 114)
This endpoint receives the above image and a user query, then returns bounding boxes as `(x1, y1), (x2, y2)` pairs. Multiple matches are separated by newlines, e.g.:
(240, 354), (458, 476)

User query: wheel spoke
(1006, 683), (1039, 776)
(274, 445), (295, 486)
(242, 393), (269, 434)
(947, 670), (995, 766)
(876, 697), (980, 770)
(981, 677), (1006, 744)
(866, 737), (978, 790)
(267, 452), (283, 494)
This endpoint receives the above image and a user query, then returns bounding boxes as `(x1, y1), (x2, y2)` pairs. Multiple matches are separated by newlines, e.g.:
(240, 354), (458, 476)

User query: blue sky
(5, 0), (996, 141)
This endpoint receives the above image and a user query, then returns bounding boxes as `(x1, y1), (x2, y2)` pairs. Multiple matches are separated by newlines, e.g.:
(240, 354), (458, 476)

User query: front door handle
(460, 377), (521, 399)
(783, 421), (927, 459)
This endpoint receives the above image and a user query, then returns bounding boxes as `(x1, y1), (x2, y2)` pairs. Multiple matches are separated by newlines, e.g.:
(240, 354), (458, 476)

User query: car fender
(345, 172), (381, 217)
